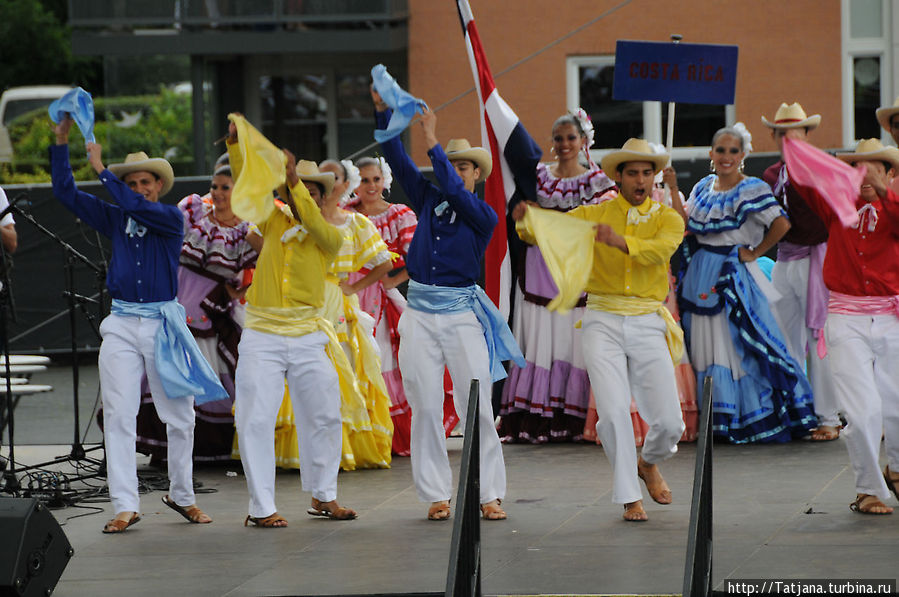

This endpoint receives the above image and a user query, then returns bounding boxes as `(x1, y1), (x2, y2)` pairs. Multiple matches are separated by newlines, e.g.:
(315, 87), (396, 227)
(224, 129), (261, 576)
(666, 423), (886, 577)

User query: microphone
(0, 193), (31, 219)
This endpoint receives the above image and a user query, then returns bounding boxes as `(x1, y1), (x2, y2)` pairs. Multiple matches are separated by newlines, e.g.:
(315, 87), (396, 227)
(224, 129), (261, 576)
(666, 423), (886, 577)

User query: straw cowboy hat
(599, 138), (668, 175)
(761, 102), (821, 130)
(445, 138), (492, 182)
(875, 97), (899, 133)
(836, 138), (899, 171)
(108, 152), (175, 197)
(295, 160), (335, 197)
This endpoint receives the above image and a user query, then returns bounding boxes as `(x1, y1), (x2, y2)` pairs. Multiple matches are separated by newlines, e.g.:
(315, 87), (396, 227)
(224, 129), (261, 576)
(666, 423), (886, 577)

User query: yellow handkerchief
(228, 113), (287, 224)
(520, 207), (596, 313)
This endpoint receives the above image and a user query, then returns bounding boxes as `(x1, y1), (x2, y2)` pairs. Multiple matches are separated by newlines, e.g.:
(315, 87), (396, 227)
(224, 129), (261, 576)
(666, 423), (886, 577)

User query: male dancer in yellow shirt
(227, 121), (356, 527)
(512, 138), (685, 521)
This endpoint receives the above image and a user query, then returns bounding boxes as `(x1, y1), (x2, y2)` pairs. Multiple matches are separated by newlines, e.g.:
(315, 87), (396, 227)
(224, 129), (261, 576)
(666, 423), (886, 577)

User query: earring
(739, 160), (745, 173)
(709, 159), (715, 173)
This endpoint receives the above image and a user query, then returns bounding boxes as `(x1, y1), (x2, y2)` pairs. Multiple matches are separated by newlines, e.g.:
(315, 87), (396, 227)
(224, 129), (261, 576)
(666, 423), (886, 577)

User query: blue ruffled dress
(678, 175), (817, 443)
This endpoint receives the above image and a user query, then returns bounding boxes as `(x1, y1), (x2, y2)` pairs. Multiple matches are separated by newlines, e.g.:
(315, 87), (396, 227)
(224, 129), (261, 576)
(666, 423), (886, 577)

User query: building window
(842, 0), (892, 145)
(567, 56), (730, 155)
(260, 74), (330, 162)
(853, 56), (882, 140)
(575, 61), (645, 147)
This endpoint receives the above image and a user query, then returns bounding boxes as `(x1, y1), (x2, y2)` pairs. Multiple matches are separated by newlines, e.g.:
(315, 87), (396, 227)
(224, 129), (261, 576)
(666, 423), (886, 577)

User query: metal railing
(68, 0), (408, 29)
(683, 376), (714, 597)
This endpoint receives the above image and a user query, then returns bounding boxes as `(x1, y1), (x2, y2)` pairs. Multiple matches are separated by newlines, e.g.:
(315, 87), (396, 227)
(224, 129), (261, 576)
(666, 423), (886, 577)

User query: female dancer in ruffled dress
(499, 110), (616, 443)
(677, 124), (817, 443)
(346, 157), (459, 455)
(262, 161), (395, 470)
(136, 165), (260, 461)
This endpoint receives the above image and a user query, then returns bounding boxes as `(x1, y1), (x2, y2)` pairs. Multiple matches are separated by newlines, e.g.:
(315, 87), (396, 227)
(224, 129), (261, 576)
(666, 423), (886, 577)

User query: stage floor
(3, 433), (898, 596)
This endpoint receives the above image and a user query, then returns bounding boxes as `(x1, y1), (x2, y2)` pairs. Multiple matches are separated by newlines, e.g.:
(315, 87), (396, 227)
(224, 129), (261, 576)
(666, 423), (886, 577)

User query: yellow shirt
(518, 193), (684, 302)
(228, 142), (343, 311)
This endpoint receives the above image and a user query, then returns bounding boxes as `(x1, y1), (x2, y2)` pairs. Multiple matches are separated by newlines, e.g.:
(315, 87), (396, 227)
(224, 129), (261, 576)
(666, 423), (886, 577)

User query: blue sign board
(612, 40), (738, 105)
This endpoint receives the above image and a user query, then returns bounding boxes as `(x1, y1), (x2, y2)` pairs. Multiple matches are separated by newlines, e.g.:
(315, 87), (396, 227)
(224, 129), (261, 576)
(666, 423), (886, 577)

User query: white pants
(234, 328), (341, 518)
(581, 310), (684, 505)
(771, 258), (839, 427)
(825, 313), (899, 500)
(98, 313), (196, 514)
(398, 308), (506, 504)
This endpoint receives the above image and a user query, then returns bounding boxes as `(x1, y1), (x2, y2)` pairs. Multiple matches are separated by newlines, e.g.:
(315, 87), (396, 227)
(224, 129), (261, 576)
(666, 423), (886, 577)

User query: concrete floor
(2, 363), (898, 596)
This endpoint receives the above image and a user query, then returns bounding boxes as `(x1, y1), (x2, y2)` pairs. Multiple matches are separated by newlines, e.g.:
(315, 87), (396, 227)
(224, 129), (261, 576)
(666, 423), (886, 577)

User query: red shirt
(794, 183), (899, 296)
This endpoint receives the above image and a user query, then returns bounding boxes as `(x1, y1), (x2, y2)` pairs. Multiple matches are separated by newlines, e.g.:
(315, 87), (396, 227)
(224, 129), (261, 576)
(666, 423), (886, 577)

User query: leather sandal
(809, 425), (841, 441)
(244, 513), (288, 528)
(849, 494), (893, 515)
(162, 495), (212, 523)
(427, 501), (451, 521)
(623, 501), (648, 522)
(884, 466), (899, 501)
(102, 513), (141, 534)
(480, 499), (506, 521)
(307, 498), (357, 520)
(637, 459), (672, 505)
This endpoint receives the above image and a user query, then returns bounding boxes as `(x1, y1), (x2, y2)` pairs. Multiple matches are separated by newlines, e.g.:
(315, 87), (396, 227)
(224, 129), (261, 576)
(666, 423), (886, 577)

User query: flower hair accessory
(571, 108), (595, 149)
(340, 159), (360, 203)
(377, 156), (393, 191)
(732, 122), (753, 154)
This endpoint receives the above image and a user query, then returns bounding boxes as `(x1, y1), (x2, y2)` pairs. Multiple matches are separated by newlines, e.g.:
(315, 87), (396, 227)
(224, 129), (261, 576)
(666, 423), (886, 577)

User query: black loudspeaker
(0, 498), (73, 597)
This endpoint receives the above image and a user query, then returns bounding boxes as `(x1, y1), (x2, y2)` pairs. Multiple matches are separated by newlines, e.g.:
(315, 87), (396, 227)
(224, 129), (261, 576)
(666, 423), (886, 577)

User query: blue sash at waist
(111, 299), (229, 404)
(406, 280), (525, 382)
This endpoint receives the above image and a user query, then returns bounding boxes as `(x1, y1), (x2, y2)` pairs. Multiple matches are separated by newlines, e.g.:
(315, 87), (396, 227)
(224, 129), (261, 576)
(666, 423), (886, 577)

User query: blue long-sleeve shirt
(376, 109), (497, 287)
(50, 144), (183, 302)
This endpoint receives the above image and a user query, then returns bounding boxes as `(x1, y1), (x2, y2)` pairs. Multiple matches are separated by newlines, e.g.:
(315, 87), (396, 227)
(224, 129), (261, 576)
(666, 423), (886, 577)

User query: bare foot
(623, 500), (648, 522)
(637, 457), (672, 504)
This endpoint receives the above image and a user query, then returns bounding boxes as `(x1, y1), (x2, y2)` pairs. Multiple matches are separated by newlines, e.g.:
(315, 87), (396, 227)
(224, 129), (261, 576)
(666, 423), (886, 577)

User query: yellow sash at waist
(584, 293), (684, 364)
(245, 303), (363, 427)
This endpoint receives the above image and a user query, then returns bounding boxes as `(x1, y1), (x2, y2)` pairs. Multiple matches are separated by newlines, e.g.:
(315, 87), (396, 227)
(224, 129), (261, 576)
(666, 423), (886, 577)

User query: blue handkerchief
(372, 64), (428, 143)
(48, 87), (96, 144)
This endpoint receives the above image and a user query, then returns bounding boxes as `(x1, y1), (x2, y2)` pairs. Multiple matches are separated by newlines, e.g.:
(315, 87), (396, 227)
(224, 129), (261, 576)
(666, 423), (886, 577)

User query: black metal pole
(65, 254), (85, 460)
(0, 236), (19, 492)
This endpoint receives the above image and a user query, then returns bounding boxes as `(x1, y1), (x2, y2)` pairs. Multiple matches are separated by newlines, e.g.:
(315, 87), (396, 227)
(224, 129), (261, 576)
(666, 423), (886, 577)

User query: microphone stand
(6, 200), (106, 477)
(0, 203), (22, 495)
(0, 194), (26, 492)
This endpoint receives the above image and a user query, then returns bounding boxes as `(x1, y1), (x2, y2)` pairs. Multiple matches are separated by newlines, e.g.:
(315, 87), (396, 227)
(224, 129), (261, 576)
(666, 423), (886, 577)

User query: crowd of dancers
(42, 85), (899, 531)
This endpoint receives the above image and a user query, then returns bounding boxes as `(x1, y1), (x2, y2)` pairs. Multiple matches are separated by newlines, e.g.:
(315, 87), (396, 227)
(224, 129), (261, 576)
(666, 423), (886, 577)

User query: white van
(0, 85), (73, 162)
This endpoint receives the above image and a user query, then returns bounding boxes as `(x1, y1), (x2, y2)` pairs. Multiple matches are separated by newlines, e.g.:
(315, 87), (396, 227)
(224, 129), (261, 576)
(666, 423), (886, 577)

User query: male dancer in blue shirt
(373, 89), (524, 521)
(51, 116), (223, 533)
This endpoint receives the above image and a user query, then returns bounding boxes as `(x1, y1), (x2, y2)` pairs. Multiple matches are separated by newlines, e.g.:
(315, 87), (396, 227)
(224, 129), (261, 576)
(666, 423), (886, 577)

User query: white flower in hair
(377, 156), (393, 191)
(340, 159), (360, 203)
(572, 107), (595, 149)
(732, 122), (753, 154)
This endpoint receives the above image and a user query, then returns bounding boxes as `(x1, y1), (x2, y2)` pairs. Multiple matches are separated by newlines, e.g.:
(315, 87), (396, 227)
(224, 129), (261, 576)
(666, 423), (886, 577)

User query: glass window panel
(259, 74), (329, 162)
(661, 103), (727, 148)
(853, 56), (881, 140)
(850, 0), (882, 38)
(578, 64), (644, 148)
(337, 71), (379, 157)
